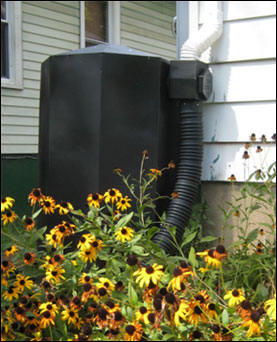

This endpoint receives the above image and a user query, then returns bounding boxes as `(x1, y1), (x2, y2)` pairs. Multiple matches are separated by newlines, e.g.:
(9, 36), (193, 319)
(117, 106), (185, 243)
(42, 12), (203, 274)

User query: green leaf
(255, 283), (269, 302)
(188, 246), (198, 268)
(222, 309), (229, 325)
(200, 235), (218, 243)
(115, 212), (134, 229)
(181, 231), (197, 248)
(32, 208), (42, 220)
(147, 226), (160, 240)
(246, 228), (259, 243)
(128, 282), (138, 306)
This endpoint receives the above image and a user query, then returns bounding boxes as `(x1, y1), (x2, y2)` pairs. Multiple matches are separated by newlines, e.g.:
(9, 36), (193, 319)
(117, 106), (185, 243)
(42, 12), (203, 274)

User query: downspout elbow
(180, 1), (223, 61)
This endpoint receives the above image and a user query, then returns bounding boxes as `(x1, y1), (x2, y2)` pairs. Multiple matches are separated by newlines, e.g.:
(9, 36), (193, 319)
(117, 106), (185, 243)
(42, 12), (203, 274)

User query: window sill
(1, 78), (23, 90)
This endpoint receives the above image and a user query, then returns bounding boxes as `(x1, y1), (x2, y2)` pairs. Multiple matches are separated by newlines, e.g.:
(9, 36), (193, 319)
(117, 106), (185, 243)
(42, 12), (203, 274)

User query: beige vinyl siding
(1, 1), (80, 154)
(200, 1), (276, 182)
(120, 1), (176, 60)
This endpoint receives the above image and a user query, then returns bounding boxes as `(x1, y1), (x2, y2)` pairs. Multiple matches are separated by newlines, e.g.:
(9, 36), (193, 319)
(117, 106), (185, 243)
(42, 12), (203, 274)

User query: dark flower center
(24, 253), (31, 260)
(208, 303), (216, 311)
(192, 330), (202, 338)
(250, 310), (260, 323)
(109, 190), (115, 196)
(148, 313), (155, 324)
(216, 244), (226, 254)
(211, 324), (220, 333)
(121, 228), (127, 235)
(114, 311), (123, 321)
(25, 217), (33, 225)
(54, 255), (61, 262)
(208, 249), (215, 258)
(165, 293), (176, 304)
(19, 280), (25, 285)
(73, 296), (81, 305)
(98, 287), (107, 296)
(16, 307), (24, 314)
(153, 298), (162, 311)
(127, 254), (138, 266)
(83, 283), (92, 292)
(45, 201), (51, 207)
(93, 194), (99, 200)
(2, 260), (8, 267)
(180, 261), (189, 269)
(81, 324), (92, 335)
(46, 304), (53, 310)
(92, 241), (98, 248)
(232, 290), (239, 297)
(104, 282), (110, 288)
(146, 266), (154, 274)
(33, 189), (41, 197)
(81, 237), (86, 243)
(69, 311), (75, 317)
(59, 226), (66, 233)
(241, 300), (252, 310)
(194, 306), (202, 315)
(84, 276), (90, 282)
(6, 211), (12, 217)
(43, 311), (51, 318)
(60, 201), (68, 208)
(126, 325), (135, 335)
(51, 271), (57, 276)
(195, 295), (205, 303)
(139, 306), (147, 314)
(106, 300), (115, 309)
(98, 308), (108, 320)
(173, 267), (183, 277)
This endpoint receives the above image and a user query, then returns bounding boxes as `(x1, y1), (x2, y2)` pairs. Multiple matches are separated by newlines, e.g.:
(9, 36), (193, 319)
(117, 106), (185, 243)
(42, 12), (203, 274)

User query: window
(85, 1), (108, 46)
(80, 1), (120, 48)
(1, 1), (22, 89)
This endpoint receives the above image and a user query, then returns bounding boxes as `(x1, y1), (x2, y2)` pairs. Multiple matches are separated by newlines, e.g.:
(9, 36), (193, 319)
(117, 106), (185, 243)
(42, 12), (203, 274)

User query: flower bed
(1, 151), (276, 341)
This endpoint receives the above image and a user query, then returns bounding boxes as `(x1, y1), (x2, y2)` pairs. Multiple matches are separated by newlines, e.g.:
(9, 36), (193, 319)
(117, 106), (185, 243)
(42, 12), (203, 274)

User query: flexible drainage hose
(153, 100), (203, 254)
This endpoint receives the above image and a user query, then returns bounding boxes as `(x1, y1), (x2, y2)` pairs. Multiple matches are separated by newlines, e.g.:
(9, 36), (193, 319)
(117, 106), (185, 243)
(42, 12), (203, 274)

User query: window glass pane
(1, 21), (9, 78)
(1, 1), (6, 20)
(85, 1), (108, 43)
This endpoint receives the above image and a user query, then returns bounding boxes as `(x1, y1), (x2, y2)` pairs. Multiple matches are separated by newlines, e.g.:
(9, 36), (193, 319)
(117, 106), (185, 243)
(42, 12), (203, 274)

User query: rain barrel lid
(57, 43), (157, 57)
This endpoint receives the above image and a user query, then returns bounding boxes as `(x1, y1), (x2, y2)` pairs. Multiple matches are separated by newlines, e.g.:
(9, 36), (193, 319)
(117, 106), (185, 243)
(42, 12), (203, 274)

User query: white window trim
(1, 1), (23, 89)
(80, 1), (120, 48)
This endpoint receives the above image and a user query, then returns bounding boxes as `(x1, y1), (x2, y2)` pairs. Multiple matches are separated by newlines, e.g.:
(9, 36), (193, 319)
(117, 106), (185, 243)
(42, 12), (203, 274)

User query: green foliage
(1, 153), (276, 341)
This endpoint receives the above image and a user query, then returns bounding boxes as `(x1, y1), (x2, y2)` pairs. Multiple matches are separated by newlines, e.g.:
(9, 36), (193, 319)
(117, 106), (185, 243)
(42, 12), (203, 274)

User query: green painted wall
(1, 156), (39, 217)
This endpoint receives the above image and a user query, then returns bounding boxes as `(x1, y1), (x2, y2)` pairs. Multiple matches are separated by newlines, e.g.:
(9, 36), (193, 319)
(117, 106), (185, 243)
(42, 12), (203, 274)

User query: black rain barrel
(39, 44), (178, 231)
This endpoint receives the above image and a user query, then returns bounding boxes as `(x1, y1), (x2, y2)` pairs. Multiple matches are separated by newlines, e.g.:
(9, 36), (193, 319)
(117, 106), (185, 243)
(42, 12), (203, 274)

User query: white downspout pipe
(180, 1), (223, 60)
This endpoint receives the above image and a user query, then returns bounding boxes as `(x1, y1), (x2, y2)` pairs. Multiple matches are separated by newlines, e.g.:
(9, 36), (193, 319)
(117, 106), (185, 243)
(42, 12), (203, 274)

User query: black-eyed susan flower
(61, 306), (79, 325)
(90, 237), (104, 253)
(256, 145), (263, 153)
(40, 310), (55, 329)
(196, 249), (221, 269)
(1, 260), (16, 276)
(40, 196), (56, 214)
(78, 247), (97, 263)
(97, 277), (115, 294)
(250, 133), (256, 141)
(79, 273), (93, 286)
(77, 233), (95, 250)
(233, 209), (240, 217)
(1, 210), (17, 225)
(3, 286), (20, 301)
(110, 310), (125, 330)
(242, 310), (262, 338)
(45, 231), (62, 249)
(242, 151), (250, 159)
(189, 330), (203, 341)
(23, 252), (36, 265)
(260, 134), (267, 143)
(45, 266), (66, 284)
(1, 197), (15, 212)
(213, 244), (228, 260)
(168, 161), (176, 169)
(28, 188), (43, 206)
(81, 282), (96, 303)
(14, 306), (26, 323)
(147, 168), (162, 179)
(94, 307), (110, 329)
(264, 294), (276, 320)
(104, 188), (122, 204)
(124, 322), (144, 341)
(271, 133), (276, 141)
(236, 300), (252, 319)
(14, 274), (34, 293)
(39, 302), (59, 317)
(23, 217), (35, 231)
(51, 254), (65, 267)
(227, 174), (236, 182)
(73, 315), (84, 330)
(5, 245), (19, 257)
(133, 263), (163, 288)
(114, 226), (134, 243)
(116, 196), (131, 211)
(87, 193), (104, 208)
(55, 200), (74, 215)
(187, 302), (208, 327)
(224, 289), (245, 307)
(206, 303), (218, 319)
(135, 306), (151, 324)
(174, 300), (189, 326)
(126, 254), (139, 267)
(245, 143), (251, 149)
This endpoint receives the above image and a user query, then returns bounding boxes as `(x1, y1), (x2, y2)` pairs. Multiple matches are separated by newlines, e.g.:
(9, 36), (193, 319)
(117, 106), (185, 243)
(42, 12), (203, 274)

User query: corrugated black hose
(152, 60), (212, 255)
